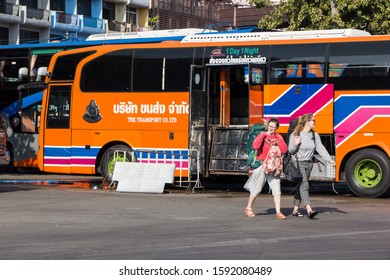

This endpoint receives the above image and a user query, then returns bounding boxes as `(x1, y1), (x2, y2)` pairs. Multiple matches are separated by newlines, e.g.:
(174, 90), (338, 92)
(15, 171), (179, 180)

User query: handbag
(282, 151), (302, 182)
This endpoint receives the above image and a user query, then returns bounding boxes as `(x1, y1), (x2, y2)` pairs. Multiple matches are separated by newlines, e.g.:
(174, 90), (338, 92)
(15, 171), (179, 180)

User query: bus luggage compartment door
(208, 126), (248, 175)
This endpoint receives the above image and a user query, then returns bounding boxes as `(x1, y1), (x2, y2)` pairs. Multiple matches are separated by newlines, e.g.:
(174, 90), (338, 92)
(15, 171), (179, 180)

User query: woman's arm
(276, 134), (288, 154)
(252, 132), (266, 150)
(314, 132), (333, 162)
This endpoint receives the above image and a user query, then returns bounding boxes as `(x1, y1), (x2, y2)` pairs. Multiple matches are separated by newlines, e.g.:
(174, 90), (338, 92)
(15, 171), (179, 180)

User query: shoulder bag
(282, 145), (302, 182)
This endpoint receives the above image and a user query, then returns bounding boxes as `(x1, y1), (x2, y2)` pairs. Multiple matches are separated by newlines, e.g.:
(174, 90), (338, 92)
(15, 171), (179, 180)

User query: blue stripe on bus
(44, 146), (100, 157)
(0, 91), (43, 117)
(334, 95), (390, 126)
(21, 91), (43, 109)
(264, 84), (324, 115)
(44, 146), (189, 159)
(0, 101), (19, 117)
(0, 36), (189, 51)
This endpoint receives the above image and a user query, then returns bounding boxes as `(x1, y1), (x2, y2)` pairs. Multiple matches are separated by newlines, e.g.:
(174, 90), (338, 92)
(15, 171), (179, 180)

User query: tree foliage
(249, 0), (390, 35)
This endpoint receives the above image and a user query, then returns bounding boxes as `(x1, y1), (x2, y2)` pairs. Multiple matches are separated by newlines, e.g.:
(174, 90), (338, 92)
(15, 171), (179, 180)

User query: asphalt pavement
(0, 171), (389, 261)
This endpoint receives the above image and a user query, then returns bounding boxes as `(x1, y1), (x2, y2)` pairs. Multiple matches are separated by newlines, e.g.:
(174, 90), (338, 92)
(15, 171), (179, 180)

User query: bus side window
(270, 43), (326, 84)
(271, 63), (324, 83)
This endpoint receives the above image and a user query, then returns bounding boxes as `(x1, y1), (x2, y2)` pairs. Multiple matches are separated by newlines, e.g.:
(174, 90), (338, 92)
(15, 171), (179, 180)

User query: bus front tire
(345, 149), (390, 198)
(101, 145), (134, 181)
(0, 145), (15, 173)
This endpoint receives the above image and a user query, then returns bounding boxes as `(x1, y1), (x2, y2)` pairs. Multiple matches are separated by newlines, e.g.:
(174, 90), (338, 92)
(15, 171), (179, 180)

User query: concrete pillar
(116, 3), (126, 22)
(138, 8), (148, 28)
(9, 24), (20, 44)
(40, 28), (50, 43)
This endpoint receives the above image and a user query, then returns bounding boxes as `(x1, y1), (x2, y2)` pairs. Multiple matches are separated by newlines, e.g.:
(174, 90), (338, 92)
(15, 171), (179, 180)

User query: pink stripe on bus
(335, 107), (390, 146)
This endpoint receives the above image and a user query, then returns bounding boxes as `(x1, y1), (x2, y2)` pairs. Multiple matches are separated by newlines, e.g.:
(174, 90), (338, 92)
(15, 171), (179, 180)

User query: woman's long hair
(293, 113), (313, 136)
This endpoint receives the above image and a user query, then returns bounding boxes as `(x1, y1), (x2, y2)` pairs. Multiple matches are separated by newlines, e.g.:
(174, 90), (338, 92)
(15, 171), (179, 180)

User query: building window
(127, 7), (137, 25)
(50, 0), (65, 11)
(0, 27), (8, 45)
(103, 2), (115, 20)
(77, 0), (91, 17)
(20, 0), (37, 8)
(20, 30), (40, 44)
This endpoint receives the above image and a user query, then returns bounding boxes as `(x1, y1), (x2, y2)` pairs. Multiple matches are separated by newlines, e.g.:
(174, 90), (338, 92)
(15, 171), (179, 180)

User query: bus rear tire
(101, 145), (134, 181)
(346, 149), (390, 198)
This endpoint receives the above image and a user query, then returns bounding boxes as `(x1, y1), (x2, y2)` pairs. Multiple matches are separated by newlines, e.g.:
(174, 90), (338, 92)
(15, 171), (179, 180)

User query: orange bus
(36, 28), (390, 197)
(0, 28), (209, 172)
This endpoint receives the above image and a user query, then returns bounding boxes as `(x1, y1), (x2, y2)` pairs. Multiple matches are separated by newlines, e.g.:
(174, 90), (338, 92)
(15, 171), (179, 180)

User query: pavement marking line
(168, 229), (390, 250)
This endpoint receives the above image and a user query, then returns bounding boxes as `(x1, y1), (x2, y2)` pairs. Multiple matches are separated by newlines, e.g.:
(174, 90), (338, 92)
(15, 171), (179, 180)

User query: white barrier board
(113, 162), (175, 194)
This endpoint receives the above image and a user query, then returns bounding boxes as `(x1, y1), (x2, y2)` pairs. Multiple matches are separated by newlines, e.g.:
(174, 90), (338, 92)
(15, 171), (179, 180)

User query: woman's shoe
(307, 210), (318, 219)
(292, 211), (303, 217)
(245, 208), (255, 218)
(276, 212), (287, 220)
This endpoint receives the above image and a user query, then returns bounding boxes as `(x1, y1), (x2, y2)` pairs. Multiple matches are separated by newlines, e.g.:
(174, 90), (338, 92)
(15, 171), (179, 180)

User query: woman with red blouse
(244, 118), (288, 220)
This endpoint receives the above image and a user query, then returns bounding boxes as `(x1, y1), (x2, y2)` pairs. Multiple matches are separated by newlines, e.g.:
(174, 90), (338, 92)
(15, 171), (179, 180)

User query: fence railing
(107, 148), (203, 193)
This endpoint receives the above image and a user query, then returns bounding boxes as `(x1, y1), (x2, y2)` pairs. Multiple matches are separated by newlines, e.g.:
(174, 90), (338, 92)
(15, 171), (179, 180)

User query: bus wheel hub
(366, 169), (376, 179)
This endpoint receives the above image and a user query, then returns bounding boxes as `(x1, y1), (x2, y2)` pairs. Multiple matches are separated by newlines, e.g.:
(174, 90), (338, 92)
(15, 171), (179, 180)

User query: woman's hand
(294, 135), (301, 146)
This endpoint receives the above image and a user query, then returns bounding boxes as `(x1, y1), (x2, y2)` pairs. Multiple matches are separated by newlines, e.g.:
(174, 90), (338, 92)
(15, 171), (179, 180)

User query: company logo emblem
(83, 100), (102, 123)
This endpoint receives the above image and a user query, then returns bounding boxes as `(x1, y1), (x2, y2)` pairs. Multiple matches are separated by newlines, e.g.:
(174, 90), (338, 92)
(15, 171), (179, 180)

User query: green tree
(249, 0), (390, 35)
(147, 16), (159, 30)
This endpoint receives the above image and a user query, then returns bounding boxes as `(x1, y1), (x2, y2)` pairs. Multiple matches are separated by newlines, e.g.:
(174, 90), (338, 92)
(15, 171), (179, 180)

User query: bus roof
(0, 28), (372, 52)
(0, 28), (217, 51)
(85, 28), (217, 41)
(181, 28), (371, 43)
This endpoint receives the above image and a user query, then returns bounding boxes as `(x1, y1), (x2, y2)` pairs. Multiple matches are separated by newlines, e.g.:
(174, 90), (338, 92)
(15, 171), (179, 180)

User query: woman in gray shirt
(288, 113), (336, 219)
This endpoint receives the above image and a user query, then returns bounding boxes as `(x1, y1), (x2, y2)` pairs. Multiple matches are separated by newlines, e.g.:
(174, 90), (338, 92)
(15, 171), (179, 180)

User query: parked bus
(35, 28), (390, 198)
(0, 28), (212, 171)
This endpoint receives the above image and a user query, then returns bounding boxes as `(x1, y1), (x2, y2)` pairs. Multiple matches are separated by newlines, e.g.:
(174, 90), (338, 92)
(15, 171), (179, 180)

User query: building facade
(219, 5), (274, 28)
(0, 0), (275, 45)
(149, 0), (222, 30)
(149, 0), (277, 31)
(0, 0), (150, 45)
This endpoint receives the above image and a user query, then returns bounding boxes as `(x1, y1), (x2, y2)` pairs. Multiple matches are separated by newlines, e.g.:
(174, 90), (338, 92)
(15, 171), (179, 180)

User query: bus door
(190, 63), (265, 176)
(9, 83), (45, 168)
(248, 64), (265, 126)
(189, 65), (208, 176)
(40, 84), (72, 173)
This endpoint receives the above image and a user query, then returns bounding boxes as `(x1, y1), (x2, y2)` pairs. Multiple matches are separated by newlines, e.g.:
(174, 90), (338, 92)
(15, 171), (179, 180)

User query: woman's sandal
(307, 210), (318, 219)
(245, 208), (255, 218)
(276, 212), (287, 220)
(292, 211), (304, 217)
